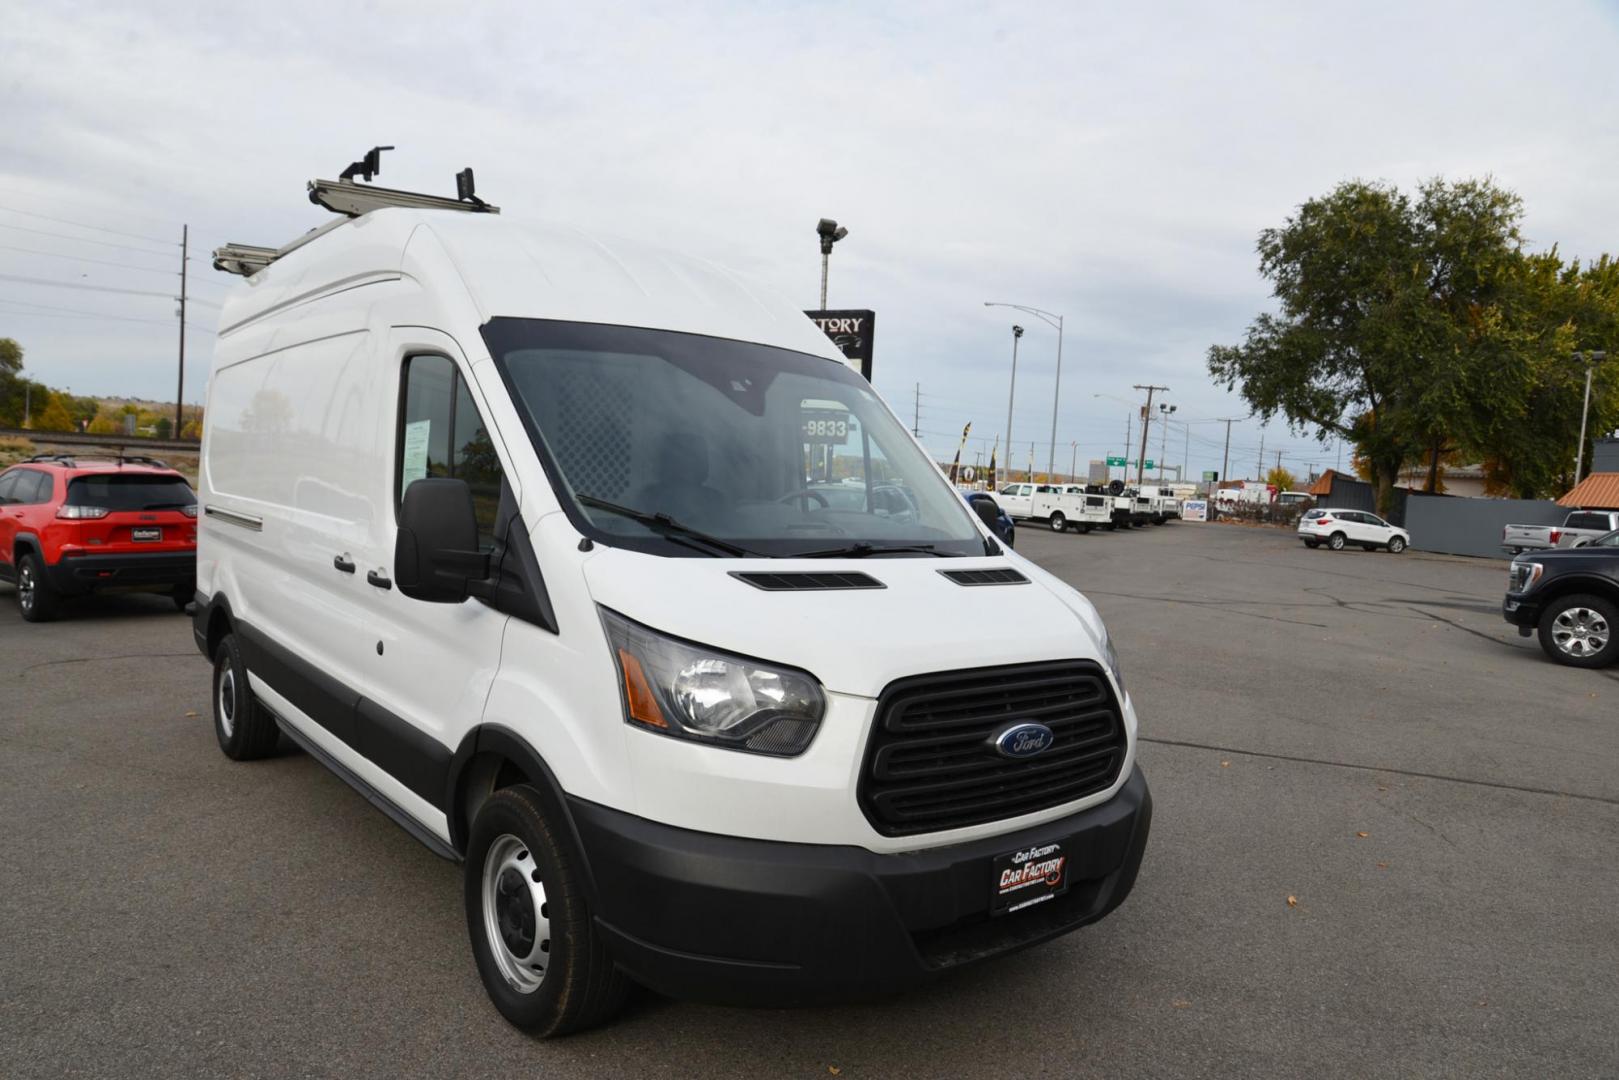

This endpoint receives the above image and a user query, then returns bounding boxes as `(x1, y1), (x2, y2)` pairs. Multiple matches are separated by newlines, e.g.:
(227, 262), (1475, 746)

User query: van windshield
(484, 319), (988, 557)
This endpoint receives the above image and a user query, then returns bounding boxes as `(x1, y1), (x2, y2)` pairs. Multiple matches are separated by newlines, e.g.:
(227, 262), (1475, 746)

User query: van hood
(580, 548), (1106, 699)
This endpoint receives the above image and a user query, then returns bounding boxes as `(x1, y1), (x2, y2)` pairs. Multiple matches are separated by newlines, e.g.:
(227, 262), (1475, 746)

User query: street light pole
(1574, 350), (1608, 483)
(1070, 440), (1078, 482)
(1132, 384), (1168, 487)
(984, 302), (1065, 480)
(1003, 326), (1024, 485)
(816, 218), (848, 310)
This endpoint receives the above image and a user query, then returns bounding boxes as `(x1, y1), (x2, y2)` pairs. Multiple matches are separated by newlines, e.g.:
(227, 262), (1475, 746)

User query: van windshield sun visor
(482, 319), (993, 560)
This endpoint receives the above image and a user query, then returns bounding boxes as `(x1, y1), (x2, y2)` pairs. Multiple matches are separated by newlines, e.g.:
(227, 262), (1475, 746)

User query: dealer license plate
(132, 527), (162, 542)
(991, 840), (1070, 916)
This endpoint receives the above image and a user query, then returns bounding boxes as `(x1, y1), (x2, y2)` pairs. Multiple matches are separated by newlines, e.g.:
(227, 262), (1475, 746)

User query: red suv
(0, 454), (198, 622)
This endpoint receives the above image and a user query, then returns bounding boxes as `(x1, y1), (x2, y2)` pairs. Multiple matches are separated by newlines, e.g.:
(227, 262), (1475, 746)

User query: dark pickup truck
(1503, 532), (1619, 666)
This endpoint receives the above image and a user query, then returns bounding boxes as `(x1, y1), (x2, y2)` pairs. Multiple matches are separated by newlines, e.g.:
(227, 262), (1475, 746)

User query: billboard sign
(1182, 499), (1209, 522)
(806, 309), (876, 380)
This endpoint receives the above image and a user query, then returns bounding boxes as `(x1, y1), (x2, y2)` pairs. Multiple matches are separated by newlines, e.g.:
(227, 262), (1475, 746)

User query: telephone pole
(1070, 440), (1078, 483)
(912, 382), (920, 437)
(1132, 384), (1169, 487)
(1214, 418), (1240, 493)
(175, 224), (188, 438)
(1256, 431), (1265, 481)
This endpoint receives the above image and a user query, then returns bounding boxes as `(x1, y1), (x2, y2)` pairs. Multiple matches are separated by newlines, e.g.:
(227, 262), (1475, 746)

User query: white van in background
(193, 171), (1151, 1035)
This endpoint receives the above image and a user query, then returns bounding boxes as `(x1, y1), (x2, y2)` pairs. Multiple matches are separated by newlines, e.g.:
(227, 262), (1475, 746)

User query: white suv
(1299, 508), (1410, 553)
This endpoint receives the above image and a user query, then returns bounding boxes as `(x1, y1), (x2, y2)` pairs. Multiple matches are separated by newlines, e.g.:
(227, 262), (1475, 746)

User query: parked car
(0, 454), (197, 622)
(1503, 531), (1619, 667)
(1276, 490), (1314, 509)
(1298, 508), (1409, 552)
(963, 490), (1015, 547)
(995, 482), (1056, 520)
(195, 188), (1149, 1035)
(1502, 510), (1619, 554)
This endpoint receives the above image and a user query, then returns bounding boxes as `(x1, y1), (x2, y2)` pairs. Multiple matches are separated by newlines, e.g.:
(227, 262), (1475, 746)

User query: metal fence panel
(1404, 494), (1566, 558)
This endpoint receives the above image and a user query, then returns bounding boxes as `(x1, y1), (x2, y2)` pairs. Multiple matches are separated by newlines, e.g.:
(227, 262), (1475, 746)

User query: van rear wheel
(466, 785), (630, 1036)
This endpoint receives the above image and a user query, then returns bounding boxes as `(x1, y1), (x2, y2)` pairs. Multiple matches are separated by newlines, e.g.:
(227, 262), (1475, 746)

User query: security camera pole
(1004, 325), (1025, 486)
(1133, 384), (1168, 487)
(817, 218), (848, 310)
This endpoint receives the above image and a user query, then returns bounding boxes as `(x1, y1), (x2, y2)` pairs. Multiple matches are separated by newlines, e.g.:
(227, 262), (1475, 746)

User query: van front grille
(858, 661), (1127, 836)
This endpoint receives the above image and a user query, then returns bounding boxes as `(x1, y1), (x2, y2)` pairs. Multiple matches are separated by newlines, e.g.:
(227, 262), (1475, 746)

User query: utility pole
(1256, 430), (1265, 481)
(23, 384), (30, 427)
(1070, 440), (1078, 483)
(1217, 418), (1236, 486)
(1276, 450), (1283, 476)
(912, 382), (920, 437)
(1132, 384), (1168, 487)
(1123, 413), (1131, 483)
(175, 224), (188, 438)
(1183, 423), (1190, 482)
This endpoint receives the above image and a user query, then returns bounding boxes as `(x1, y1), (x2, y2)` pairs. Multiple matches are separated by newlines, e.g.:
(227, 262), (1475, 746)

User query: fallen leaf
(1376, 862), (1389, 870)
(1355, 831), (1368, 839)
(1286, 895), (1298, 907)
(1172, 998), (1191, 1009)
(184, 710), (198, 718)
(1475, 999), (1488, 1007)
(1220, 760), (1231, 768)
(829, 1068), (841, 1076)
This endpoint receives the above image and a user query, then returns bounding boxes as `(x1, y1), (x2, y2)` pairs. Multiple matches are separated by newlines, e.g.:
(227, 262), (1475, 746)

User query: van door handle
(333, 555), (356, 574)
(366, 569), (392, 590)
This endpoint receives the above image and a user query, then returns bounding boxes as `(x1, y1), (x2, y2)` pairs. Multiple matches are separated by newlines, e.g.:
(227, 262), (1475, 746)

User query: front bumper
(43, 550), (195, 596)
(1502, 593), (1541, 633)
(572, 765), (1151, 1006)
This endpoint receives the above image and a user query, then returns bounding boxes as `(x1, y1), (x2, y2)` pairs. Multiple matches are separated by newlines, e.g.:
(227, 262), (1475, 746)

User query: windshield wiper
(792, 542), (957, 559)
(575, 495), (765, 558)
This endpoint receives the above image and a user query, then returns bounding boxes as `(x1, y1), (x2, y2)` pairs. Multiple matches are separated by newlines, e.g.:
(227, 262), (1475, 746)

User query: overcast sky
(4, 0), (1618, 481)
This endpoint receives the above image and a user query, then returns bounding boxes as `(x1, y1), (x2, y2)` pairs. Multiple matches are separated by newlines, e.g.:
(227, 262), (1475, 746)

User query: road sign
(1106, 455), (1126, 467)
(1203, 470), (1218, 481)
(1143, 460), (1154, 470)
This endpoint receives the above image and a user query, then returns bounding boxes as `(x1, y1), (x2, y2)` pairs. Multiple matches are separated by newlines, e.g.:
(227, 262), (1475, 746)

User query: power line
(0, 222), (175, 257)
(0, 203), (176, 246)
(0, 303), (216, 335)
(0, 272), (179, 299)
(0, 243), (179, 276)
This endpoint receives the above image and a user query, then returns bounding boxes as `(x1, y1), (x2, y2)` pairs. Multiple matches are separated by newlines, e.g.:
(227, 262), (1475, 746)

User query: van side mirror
(395, 478), (491, 603)
(970, 497), (1002, 530)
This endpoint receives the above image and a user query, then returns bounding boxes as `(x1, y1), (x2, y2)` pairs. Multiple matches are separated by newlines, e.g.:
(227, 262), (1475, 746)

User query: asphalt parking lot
(3, 522), (1617, 1078)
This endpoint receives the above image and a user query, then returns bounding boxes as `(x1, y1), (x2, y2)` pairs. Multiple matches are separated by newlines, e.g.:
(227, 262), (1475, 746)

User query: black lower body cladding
(43, 551), (194, 596)
(575, 766), (1151, 1006)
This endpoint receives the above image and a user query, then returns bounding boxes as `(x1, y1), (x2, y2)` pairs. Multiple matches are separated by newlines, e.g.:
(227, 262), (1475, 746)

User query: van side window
(398, 354), (504, 549)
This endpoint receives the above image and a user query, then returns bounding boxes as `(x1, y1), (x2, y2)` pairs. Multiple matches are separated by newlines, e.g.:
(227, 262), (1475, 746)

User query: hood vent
(939, 568), (1029, 587)
(730, 571), (885, 592)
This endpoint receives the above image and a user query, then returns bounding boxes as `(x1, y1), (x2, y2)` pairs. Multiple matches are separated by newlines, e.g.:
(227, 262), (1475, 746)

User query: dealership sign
(807, 309), (876, 380)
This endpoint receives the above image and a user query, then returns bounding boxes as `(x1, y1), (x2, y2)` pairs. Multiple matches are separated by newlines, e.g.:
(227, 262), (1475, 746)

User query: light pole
(1574, 350), (1608, 483)
(1003, 325), (1024, 485)
(1133, 385), (1169, 487)
(1070, 440), (1078, 483)
(985, 302), (1065, 482)
(1158, 403), (1176, 480)
(816, 218), (848, 310)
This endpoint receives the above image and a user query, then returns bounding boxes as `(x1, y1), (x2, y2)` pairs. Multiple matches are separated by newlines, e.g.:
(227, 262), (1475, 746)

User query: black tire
(212, 633), (280, 760)
(1049, 512), (1066, 533)
(1387, 536), (1406, 554)
(1304, 540), (1320, 549)
(172, 585), (193, 612)
(465, 785), (631, 1036)
(1537, 594), (1619, 668)
(1077, 523), (1092, 534)
(1360, 543), (1376, 552)
(16, 552), (58, 623)
(1328, 532), (1346, 551)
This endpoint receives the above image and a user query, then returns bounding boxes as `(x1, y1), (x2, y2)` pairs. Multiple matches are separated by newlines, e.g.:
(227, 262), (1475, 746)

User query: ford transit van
(195, 192), (1150, 1035)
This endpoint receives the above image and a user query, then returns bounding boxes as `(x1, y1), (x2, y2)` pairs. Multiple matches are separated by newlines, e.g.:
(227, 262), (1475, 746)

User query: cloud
(3, 0), (1617, 476)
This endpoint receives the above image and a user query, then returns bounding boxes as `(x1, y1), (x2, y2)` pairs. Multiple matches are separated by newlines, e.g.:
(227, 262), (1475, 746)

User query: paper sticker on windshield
(402, 419), (432, 486)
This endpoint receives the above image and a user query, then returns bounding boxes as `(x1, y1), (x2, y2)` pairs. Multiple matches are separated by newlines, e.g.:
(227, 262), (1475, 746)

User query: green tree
(0, 338), (24, 428)
(1207, 178), (1611, 509)
(153, 417), (173, 439)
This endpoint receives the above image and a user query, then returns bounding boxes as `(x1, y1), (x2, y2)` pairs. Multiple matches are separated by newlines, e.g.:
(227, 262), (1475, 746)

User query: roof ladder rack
(213, 147), (498, 277)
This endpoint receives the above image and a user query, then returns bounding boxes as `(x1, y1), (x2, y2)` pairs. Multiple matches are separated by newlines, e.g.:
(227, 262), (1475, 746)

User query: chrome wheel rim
(18, 564), (35, 613)
(1390, 538), (1405, 552)
(1329, 535), (1344, 549)
(217, 667), (237, 738)
(1051, 515), (1064, 532)
(482, 833), (550, 994)
(1552, 607), (1609, 658)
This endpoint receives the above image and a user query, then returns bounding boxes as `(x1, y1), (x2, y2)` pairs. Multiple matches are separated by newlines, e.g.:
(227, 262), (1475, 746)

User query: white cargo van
(194, 171), (1149, 1035)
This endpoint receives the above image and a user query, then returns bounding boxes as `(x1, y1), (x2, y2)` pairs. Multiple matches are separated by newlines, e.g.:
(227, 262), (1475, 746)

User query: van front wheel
(212, 633), (280, 760)
(465, 785), (630, 1036)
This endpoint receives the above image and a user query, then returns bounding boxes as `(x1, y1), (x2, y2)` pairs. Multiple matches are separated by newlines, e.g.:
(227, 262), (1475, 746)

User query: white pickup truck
(996, 483), (1060, 520)
(1502, 510), (1619, 553)
(1031, 487), (1113, 533)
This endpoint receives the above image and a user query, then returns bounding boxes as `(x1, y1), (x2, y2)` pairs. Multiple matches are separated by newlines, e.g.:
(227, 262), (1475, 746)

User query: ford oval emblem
(993, 722), (1055, 759)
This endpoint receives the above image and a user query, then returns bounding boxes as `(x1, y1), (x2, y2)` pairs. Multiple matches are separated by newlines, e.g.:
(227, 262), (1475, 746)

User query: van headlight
(600, 607), (825, 756)
(1102, 630), (1126, 696)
